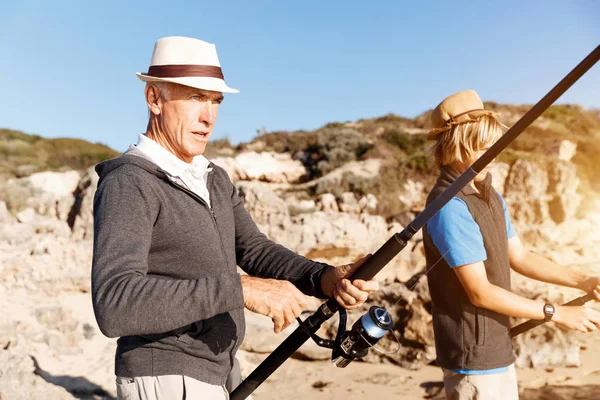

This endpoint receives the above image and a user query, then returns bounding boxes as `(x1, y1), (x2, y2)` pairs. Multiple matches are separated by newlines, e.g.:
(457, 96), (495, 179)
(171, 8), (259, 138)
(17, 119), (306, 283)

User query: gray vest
(423, 166), (516, 370)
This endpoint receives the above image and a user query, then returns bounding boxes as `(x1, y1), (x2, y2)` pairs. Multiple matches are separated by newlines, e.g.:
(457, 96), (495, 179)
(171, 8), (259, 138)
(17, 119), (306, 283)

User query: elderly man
(91, 36), (378, 400)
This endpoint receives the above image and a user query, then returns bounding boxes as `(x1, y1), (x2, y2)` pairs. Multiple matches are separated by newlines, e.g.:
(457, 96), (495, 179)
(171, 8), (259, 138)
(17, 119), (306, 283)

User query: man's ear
(145, 84), (162, 115)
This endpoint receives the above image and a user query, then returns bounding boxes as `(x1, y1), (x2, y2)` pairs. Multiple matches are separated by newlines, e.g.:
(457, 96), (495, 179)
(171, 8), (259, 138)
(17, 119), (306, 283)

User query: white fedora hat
(136, 36), (239, 93)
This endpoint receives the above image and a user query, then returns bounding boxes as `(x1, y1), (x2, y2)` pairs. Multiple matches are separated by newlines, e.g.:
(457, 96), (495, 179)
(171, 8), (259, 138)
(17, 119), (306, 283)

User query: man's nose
(199, 101), (217, 124)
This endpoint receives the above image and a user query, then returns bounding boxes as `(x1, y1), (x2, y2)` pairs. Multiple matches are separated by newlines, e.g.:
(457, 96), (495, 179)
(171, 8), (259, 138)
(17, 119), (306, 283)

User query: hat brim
(136, 73), (239, 93)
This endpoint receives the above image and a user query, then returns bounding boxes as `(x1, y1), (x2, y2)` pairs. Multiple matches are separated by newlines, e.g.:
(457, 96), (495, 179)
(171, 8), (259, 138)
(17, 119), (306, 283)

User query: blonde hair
(432, 115), (505, 167)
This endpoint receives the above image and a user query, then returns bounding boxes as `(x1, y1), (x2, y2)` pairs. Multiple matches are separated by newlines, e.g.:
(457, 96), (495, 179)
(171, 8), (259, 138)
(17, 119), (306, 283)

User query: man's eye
(191, 95), (222, 104)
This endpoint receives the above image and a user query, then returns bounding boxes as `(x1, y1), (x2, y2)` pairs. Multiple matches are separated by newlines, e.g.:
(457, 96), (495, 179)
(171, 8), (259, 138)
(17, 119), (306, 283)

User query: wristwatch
(543, 303), (555, 322)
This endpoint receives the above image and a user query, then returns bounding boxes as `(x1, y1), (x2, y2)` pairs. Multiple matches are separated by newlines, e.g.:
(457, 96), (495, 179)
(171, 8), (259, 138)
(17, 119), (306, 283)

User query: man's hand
(241, 275), (308, 333)
(553, 304), (600, 333)
(320, 255), (379, 310)
(577, 276), (600, 301)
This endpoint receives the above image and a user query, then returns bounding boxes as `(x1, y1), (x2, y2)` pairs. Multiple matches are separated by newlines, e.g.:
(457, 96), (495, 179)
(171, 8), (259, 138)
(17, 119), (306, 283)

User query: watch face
(544, 304), (555, 317)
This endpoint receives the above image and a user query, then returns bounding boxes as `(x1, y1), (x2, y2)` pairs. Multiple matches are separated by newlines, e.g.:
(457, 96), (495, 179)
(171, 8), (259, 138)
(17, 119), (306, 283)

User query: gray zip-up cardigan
(91, 149), (329, 386)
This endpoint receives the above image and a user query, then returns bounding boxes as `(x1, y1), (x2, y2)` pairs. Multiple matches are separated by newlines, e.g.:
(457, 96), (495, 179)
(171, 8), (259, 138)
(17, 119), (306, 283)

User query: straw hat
(137, 36), (239, 93)
(429, 90), (498, 137)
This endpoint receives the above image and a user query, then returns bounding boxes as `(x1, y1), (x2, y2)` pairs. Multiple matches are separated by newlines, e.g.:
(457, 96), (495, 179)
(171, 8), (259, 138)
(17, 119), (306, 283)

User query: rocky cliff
(1, 103), (600, 399)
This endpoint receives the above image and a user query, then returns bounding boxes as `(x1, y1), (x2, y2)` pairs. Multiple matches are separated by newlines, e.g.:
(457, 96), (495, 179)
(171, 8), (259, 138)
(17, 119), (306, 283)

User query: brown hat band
(428, 110), (500, 138)
(446, 108), (484, 122)
(146, 64), (224, 79)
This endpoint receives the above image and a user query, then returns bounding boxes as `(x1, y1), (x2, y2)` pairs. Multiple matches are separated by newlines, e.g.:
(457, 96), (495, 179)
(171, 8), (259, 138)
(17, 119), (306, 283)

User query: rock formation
(1, 138), (599, 399)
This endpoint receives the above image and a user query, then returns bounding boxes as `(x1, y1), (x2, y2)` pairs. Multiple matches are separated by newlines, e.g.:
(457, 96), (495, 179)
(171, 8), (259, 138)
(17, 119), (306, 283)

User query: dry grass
(0, 128), (119, 177)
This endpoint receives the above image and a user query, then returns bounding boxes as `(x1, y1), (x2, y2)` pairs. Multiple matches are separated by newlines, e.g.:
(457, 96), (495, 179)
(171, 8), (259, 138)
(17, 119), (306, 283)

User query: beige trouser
(116, 375), (229, 400)
(443, 364), (519, 400)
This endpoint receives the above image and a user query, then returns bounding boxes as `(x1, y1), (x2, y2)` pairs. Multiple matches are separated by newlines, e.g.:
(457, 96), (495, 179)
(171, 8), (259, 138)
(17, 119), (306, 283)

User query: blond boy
(423, 90), (600, 400)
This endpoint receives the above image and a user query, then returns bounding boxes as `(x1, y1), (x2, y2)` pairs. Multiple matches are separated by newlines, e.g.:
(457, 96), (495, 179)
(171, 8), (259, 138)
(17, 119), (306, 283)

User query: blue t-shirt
(427, 195), (516, 268)
(426, 193), (517, 375)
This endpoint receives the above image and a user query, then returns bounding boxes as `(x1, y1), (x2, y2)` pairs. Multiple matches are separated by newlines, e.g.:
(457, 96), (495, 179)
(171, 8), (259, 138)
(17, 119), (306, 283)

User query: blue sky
(1, 1), (599, 152)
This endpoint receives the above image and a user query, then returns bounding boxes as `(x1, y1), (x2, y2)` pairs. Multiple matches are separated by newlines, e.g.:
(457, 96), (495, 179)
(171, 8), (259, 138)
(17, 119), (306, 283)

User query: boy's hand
(577, 276), (600, 301)
(553, 304), (600, 332)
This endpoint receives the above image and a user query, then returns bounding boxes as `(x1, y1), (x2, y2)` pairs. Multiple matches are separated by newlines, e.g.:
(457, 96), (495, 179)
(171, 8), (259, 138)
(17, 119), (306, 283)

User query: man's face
(157, 84), (223, 162)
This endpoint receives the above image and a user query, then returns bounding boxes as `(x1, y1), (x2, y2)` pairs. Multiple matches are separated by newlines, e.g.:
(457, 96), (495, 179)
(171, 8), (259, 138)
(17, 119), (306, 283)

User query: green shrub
(203, 137), (237, 159)
(372, 113), (411, 124)
(0, 128), (43, 143)
(314, 170), (379, 197)
(0, 129), (119, 177)
(383, 129), (427, 153)
(542, 105), (582, 124)
(402, 151), (431, 171)
(321, 122), (345, 129)
(316, 127), (371, 176)
(241, 130), (318, 154)
(42, 138), (119, 169)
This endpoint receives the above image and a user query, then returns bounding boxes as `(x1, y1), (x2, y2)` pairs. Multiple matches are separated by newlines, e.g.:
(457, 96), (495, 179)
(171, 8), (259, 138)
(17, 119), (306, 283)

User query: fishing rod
(230, 44), (600, 400)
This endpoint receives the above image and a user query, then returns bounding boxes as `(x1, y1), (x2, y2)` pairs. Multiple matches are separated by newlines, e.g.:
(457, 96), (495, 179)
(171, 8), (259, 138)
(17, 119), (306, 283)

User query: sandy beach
(245, 329), (600, 399)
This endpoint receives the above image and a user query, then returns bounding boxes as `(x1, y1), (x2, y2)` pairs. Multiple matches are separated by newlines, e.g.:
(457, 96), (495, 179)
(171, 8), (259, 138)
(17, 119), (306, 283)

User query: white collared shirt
(135, 133), (212, 207)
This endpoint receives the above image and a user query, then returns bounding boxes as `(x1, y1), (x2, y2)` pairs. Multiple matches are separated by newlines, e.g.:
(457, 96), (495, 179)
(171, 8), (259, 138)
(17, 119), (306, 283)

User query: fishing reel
(304, 305), (394, 368)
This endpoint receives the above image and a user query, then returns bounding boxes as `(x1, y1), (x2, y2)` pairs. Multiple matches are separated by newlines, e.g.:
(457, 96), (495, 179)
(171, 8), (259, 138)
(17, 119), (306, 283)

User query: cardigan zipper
(160, 167), (231, 268)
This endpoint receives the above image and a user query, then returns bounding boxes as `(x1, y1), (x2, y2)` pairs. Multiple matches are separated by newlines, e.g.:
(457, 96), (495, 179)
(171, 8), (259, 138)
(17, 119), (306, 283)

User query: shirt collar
(135, 133), (211, 178)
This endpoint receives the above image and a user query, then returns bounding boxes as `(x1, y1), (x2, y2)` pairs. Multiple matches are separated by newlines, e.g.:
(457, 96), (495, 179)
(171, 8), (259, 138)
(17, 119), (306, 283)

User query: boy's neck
(446, 164), (481, 194)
